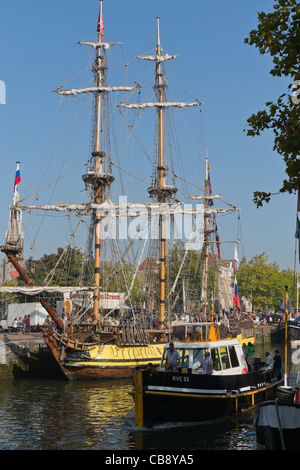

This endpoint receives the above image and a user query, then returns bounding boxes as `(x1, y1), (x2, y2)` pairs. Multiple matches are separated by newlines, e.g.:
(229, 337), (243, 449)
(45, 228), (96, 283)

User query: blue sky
(0, 0), (298, 271)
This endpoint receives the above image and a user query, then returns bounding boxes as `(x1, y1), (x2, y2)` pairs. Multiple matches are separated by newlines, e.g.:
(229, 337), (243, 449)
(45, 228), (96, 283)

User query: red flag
(97, 1), (104, 37)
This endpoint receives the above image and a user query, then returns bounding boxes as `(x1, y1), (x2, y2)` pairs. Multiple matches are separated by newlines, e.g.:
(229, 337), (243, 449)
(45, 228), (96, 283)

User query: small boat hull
(256, 399), (300, 450)
(271, 320), (300, 343)
(134, 369), (283, 427)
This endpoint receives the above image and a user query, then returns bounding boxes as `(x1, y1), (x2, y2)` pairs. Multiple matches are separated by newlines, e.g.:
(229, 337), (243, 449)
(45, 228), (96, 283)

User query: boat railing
(172, 321), (220, 342)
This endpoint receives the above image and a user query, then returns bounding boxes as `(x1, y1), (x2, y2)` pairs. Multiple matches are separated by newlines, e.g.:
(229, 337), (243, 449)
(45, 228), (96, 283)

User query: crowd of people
(11, 315), (32, 334)
(242, 342), (282, 377)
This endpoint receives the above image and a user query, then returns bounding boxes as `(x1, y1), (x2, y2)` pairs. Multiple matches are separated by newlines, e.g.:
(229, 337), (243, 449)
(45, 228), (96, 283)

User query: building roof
(138, 257), (159, 272)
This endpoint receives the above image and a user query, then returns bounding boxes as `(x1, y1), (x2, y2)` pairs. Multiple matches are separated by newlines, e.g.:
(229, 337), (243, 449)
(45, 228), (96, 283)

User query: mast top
(97, 0), (104, 40)
(156, 17), (161, 53)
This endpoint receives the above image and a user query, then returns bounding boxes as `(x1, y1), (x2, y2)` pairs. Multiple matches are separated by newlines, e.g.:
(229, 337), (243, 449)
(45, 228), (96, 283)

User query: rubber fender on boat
(276, 386), (294, 402)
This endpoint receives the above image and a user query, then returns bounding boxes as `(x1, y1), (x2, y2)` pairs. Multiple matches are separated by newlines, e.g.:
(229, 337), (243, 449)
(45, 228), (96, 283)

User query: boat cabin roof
(164, 339), (241, 350)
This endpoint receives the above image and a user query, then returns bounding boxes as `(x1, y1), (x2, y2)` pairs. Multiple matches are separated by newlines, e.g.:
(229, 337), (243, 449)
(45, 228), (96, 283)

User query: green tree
(26, 247), (91, 287)
(237, 253), (294, 311)
(166, 243), (217, 312)
(244, 0), (300, 207)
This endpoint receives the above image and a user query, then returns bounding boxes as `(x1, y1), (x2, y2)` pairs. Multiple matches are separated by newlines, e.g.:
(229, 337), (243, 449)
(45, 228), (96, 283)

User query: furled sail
(17, 202), (238, 216)
(54, 85), (139, 96)
(77, 41), (122, 49)
(117, 101), (202, 109)
(136, 54), (178, 62)
(0, 287), (93, 295)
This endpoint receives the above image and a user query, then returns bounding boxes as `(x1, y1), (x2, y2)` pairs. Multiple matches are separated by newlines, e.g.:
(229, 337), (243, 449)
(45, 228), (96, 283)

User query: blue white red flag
(233, 276), (241, 311)
(14, 162), (21, 187)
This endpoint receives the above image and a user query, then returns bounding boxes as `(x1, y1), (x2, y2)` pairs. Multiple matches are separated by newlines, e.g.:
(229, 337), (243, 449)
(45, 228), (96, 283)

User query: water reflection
(0, 379), (134, 450)
(0, 342), (298, 450)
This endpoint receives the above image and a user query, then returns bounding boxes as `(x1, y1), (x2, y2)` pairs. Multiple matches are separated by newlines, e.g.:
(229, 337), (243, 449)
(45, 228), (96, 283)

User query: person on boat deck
(260, 352), (273, 373)
(165, 342), (180, 372)
(242, 343), (248, 361)
(247, 342), (255, 371)
(273, 350), (282, 378)
(200, 351), (213, 375)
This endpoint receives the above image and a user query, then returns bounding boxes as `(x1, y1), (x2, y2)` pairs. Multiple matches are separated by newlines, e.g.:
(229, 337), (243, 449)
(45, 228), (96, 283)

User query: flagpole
(284, 285), (288, 387)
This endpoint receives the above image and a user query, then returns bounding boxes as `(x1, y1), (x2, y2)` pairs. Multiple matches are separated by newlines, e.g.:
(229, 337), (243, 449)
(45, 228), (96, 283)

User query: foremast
(54, 0), (137, 323)
(118, 18), (201, 328)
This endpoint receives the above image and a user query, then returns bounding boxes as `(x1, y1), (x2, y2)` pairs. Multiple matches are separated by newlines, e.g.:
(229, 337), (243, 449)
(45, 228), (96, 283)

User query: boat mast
(117, 18), (202, 324)
(147, 18), (178, 329)
(156, 18), (167, 329)
(93, 0), (105, 321)
(202, 158), (210, 317)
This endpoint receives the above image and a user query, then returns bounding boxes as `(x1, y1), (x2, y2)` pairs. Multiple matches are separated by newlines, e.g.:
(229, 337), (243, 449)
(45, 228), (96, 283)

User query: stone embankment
(254, 325), (274, 345)
(0, 332), (63, 380)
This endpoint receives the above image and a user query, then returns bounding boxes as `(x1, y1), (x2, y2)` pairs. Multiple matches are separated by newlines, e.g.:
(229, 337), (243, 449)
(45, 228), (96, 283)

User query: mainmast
(202, 158), (210, 317)
(148, 18), (177, 329)
(118, 18), (201, 328)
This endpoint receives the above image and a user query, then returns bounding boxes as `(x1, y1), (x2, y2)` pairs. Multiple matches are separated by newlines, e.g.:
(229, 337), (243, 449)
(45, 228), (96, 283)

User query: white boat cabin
(160, 339), (249, 376)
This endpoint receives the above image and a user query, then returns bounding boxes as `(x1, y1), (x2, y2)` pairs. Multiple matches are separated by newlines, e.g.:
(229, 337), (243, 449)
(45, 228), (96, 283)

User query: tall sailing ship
(0, 2), (244, 380)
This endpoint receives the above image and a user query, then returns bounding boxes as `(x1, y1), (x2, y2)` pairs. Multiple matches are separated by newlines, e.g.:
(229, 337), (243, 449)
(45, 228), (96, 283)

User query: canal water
(0, 342), (299, 451)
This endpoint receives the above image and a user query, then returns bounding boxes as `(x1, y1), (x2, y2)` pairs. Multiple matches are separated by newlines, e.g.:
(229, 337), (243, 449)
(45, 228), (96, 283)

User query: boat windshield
(161, 347), (209, 369)
(161, 344), (241, 371)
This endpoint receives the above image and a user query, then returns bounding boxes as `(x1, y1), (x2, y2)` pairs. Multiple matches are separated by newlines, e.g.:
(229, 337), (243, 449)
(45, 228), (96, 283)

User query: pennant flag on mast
(295, 216), (300, 263)
(206, 159), (214, 207)
(97, 1), (104, 38)
(14, 162), (21, 188)
(281, 292), (293, 314)
(233, 276), (241, 311)
(213, 214), (220, 258)
(234, 244), (239, 272)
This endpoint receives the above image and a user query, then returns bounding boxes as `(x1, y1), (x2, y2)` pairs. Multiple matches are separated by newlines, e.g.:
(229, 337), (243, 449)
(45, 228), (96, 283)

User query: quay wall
(0, 326), (274, 380)
(255, 326), (273, 345)
(0, 334), (63, 380)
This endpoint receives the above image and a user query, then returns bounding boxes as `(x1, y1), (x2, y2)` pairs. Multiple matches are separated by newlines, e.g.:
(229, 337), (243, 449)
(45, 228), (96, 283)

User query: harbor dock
(0, 332), (62, 380)
(0, 325), (275, 380)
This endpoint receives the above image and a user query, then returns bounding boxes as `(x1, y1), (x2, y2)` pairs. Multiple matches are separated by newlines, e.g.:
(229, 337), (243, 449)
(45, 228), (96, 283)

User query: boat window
(219, 347), (230, 370)
(192, 348), (208, 369)
(161, 348), (190, 369)
(228, 345), (239, 368)
(178, 349), (190, 368)
(210, 348), (222, 371)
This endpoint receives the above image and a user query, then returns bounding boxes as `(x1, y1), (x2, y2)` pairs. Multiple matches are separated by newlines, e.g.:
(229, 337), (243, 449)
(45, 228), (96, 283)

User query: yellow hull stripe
(144, 379), (284, 400)
(66, 343), (164, 368)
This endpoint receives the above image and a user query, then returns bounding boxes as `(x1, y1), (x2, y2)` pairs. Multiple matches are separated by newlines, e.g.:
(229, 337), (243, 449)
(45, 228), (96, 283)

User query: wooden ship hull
(44, 333), (165, 380)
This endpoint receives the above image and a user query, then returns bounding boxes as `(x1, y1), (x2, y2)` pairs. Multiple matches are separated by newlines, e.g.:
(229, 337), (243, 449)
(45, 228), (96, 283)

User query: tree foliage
(244, 0), (300, 207)
(237, 252), (295, 311)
